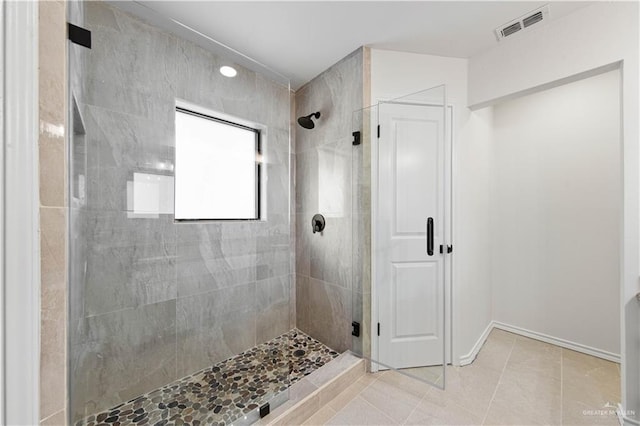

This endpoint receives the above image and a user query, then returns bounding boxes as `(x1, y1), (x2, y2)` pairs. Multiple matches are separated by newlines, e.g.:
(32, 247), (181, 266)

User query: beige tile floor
(302, 329), (620, 425)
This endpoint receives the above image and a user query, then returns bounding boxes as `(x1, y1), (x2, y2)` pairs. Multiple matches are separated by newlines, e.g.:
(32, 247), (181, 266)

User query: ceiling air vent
(523, 11), (544, 28)
(501, 22), (522, 37)
(495, 5), (550, 41)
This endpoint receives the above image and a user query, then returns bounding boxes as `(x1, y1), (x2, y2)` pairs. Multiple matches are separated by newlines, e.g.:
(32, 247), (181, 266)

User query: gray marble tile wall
(294, 49), (363, 353)
(69, 3), (292, 421)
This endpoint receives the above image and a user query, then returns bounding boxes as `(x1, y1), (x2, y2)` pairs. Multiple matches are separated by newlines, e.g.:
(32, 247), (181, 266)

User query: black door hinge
(68, 23), (91, 49)
(377, 125), (380, 138)
(352, 321), (360, 337)
(377, 322), (381, 336)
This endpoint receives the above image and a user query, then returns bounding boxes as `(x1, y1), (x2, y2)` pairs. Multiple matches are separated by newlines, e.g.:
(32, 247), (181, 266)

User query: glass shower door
(351, 103), (376, 362)
(67, 2), (292, 425)
(352, 85), (450, 389)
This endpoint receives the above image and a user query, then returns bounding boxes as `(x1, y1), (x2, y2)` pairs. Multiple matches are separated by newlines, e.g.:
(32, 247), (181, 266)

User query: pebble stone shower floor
(76, 329), (339, 426)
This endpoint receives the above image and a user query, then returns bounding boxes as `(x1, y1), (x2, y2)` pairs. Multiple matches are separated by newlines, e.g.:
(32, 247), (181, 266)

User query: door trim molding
(1, 1), (40, 424)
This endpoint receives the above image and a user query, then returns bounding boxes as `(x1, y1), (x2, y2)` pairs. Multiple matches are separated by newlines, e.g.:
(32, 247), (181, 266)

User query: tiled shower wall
(294, 49), (364, 353)
(69, 2), (292, 421)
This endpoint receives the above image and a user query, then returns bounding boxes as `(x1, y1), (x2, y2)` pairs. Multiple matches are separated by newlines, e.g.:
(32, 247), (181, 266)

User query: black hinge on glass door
(68, 23), (92, 49)
(352, 131), (361, 146)
(377, 125), (380, 138)
(259, 403), (270, 418)
(377, 323), (381, 336)
(352, 321), (360, 337)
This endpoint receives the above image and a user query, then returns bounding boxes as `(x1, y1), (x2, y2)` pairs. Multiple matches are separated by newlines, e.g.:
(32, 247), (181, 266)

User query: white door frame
(371, 101), (454, 372)
(1, 1), (41, 424)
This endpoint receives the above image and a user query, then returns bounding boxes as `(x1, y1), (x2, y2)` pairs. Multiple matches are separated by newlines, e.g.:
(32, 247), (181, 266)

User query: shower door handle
(427, 217), (434, 256)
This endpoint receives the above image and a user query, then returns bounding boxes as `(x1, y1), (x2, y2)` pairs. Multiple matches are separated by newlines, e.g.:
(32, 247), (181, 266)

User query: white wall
(2, 1), (41, 423)
(468, 3), (637, 109)
(491, 69), (621, 356)
(371, 46), (624, 364)
(455, 106), (493, 363)
(468, 3), (639, 420)
(370, 49), (494, 364)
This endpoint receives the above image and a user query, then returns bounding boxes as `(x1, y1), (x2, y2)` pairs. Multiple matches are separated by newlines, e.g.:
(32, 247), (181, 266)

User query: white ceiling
(135, 1), (593, 89)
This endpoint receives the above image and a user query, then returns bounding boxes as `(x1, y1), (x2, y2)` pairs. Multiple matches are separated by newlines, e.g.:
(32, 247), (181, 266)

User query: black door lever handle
(427, 217), (434, 256)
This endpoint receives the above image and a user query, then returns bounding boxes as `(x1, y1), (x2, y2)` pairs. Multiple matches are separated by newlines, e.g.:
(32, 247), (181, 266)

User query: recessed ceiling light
(220, 65), (237, 78)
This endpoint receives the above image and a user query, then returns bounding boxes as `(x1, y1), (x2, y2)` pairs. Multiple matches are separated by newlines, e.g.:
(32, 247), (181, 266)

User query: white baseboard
(618, 403), (640, 426)
(458, 322), (493, 366)
(621, 414), (640, 425)
(457, 321), (621, 366)
(492, 321), (621, 363)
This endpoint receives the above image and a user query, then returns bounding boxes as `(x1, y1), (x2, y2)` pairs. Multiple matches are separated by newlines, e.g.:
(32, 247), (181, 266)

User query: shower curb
(259, 352), (365, 425)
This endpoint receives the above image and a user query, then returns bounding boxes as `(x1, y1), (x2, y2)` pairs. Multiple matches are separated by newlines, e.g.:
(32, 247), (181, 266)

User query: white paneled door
(376, 101), (449, 369)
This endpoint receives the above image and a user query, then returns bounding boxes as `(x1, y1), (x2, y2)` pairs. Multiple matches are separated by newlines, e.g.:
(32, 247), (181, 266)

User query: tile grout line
(560, 348), (564, 426)
(400, 369), (443, 426)
(401, 380), (432, 425)
(40, 409), (65, 424)
(480, 337), (517, 425)
(330, 374), (385, 423)
(324, 405), (339, 424)
(356, 393), (398, 424)
(322, 371), (384, 424)
(312, 406), (337, 425)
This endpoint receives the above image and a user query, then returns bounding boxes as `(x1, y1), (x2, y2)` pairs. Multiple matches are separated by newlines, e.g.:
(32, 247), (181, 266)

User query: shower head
(297, 112), (321, 129)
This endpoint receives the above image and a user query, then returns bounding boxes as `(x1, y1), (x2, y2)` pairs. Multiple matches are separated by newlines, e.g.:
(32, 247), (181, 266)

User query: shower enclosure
(351, 85), (451, 389)
(65, 2), (321, 425)
(66, 5), (448, 421)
